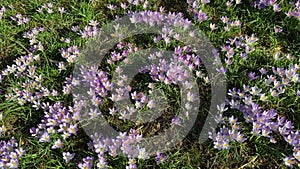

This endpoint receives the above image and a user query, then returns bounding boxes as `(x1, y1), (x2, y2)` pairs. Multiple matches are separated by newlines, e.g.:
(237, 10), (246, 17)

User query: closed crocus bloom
(0, 113), (3, 121)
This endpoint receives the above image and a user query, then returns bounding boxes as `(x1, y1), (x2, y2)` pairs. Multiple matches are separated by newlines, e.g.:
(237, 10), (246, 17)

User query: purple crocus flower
(63, 152), (75, 163)
(248, 72), (259, 80)
(171, 116), (181, 126)
(274, 26), (282, 33)
(155, 153), (168, 164)
(284, 156), (295, 167)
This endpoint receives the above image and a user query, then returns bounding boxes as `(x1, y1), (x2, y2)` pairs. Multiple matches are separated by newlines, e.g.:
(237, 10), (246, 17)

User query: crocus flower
(63, 152), (75, 163)
(155, 153), (168, 164)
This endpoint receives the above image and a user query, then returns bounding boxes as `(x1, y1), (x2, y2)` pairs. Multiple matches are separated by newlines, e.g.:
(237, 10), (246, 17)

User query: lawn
(0, 0), (299, 168)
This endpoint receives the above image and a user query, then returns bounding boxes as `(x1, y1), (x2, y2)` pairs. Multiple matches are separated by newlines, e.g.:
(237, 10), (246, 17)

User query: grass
(0, 0), (299, 168)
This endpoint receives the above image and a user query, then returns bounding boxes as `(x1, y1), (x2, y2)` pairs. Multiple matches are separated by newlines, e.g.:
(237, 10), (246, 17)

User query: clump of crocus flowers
(0, 137), (25, 168)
